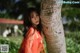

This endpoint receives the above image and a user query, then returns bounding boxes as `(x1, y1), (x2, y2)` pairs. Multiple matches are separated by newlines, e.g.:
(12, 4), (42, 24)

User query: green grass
(65, 31), (80, 53)
(0, 35), (23, 44)
(0, 35), (23, 53)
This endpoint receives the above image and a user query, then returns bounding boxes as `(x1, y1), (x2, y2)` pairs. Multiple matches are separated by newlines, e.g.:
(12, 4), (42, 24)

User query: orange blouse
(18, 27), (45, 53)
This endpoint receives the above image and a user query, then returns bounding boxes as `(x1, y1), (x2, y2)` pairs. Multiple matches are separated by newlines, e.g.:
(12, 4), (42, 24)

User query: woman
(18, 8), (47, 53)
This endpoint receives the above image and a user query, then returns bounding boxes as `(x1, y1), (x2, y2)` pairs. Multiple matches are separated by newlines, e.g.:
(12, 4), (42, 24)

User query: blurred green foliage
(0, 13), (10, 18)
(62, 8), (80, 20)
(65, 31), (80, 53)
(0, 36), (23, 53)
(0, 39), (20, 53)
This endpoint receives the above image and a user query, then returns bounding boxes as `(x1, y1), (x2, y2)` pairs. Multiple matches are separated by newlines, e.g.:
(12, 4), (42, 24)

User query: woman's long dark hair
(23, 7), (42, 37)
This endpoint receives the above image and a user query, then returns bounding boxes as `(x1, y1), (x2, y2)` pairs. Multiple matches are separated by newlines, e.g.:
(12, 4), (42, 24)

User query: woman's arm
(19, 27), (35, 53)
(24, 39), (33, 53)
(24, 27), (35, 53)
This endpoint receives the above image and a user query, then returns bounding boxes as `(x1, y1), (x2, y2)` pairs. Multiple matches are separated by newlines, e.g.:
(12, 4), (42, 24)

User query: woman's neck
(32, 24), (37, 28)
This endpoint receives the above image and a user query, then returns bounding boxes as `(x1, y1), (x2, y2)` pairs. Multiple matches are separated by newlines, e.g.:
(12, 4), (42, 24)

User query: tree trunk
(41, 0), (66, 53)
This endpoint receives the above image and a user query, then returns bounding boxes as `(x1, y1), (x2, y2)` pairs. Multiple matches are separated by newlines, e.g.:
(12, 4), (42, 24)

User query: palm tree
(41, 0), (66, 53)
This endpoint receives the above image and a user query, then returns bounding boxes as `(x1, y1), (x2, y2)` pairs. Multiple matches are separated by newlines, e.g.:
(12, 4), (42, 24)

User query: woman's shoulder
(26, 27), (34, 35)
(29, 27), (36, 33)
(26, 27), (41, 38)
(28, 27), (39, 33)
(27, 27), (39, 40)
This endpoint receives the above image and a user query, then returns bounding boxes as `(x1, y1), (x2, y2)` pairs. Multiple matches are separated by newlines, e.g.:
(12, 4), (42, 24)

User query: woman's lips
(36, 21), (39, 24)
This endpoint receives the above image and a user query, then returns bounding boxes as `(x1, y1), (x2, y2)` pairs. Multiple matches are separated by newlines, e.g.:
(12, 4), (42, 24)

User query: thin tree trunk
(41, 0), (66, 53)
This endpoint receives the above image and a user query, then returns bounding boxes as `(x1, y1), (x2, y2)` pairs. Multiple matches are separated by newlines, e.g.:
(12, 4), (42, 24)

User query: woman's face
(30, 11), (40, 26)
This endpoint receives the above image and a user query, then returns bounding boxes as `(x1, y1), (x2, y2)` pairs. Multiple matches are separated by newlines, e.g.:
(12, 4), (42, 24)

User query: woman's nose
(35, 17), (37, 20)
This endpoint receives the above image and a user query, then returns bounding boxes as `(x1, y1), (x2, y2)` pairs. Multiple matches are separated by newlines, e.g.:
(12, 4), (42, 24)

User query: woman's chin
(36, 23), (39, 25)
(35, 22), (39, 25)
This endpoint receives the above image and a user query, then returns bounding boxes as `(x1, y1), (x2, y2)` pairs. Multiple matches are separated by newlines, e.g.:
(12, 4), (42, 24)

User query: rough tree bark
(41, 0), (66, 53)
